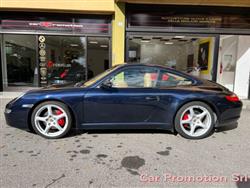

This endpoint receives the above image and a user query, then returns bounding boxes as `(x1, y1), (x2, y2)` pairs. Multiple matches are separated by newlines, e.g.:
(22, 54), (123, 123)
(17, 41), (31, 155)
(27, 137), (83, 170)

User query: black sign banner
(127, 4), (250, 30)
(0, 12), (111, 34)
(1, 20), (109, 34)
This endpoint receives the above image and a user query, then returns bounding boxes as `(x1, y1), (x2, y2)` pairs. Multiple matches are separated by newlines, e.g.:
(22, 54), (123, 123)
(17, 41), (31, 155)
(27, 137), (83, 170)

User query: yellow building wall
(0, 0), (115, 13)
(112, 2), (125, 65)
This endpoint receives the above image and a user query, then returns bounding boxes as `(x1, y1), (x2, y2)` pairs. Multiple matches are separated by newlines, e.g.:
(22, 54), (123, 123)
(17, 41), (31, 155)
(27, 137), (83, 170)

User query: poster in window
(198, 40), (210, 72)
(223, 54), (235, 72)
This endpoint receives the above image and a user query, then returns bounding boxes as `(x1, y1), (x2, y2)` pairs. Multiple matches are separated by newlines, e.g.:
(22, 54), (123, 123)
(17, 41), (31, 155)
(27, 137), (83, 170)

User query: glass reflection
(4, 34), (37, 87)
(44, 36), (86, 85)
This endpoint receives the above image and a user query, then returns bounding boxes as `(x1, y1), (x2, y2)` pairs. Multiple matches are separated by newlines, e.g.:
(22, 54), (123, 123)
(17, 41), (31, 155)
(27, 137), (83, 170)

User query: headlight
(5, 108), (12, 114)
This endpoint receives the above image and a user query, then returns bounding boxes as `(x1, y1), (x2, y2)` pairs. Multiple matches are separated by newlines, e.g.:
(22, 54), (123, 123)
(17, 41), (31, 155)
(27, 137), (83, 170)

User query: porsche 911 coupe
(4, 64), (242, 139)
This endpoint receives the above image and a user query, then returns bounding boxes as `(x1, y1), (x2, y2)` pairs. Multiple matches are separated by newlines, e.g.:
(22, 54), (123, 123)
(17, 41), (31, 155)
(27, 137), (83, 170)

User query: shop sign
(127, 5), (250, 30)
(38, 35), (47, 86)
(160, 16), (222, 25)
(39, 57), (46, 62)
(1, 20), (109, 34)
(52, 64), (71, 68)
(38, 36), (46, 43)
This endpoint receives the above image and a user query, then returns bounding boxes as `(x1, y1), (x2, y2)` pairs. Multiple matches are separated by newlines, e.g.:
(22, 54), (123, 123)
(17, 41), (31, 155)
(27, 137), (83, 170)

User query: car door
(83, 66), (162, 125)
(148, 69), (194, 124)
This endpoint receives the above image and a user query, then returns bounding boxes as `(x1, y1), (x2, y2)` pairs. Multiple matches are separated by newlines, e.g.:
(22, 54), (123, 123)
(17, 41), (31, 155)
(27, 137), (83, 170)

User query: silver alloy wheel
(34, 104), (69, 138)
(180, 105), (212, 137)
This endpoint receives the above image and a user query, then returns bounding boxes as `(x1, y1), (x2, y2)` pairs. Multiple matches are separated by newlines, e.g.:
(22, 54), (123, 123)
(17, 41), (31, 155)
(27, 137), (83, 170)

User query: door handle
(145, 96), (160, 101)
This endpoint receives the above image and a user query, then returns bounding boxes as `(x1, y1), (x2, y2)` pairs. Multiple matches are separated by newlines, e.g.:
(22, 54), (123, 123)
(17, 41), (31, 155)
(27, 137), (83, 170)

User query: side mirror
(101, 80), (113, 89)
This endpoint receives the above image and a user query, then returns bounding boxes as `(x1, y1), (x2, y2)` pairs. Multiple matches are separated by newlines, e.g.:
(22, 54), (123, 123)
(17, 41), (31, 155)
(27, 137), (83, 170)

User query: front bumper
(4, 102), (31, 130)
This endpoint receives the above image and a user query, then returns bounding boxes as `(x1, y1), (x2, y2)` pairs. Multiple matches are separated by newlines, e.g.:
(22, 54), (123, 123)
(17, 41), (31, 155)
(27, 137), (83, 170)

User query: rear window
(156, 70), (193, 88)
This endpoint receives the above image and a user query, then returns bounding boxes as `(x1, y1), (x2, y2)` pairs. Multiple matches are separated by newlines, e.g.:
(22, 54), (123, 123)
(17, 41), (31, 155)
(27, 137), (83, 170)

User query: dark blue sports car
(4, 64), (242, 139)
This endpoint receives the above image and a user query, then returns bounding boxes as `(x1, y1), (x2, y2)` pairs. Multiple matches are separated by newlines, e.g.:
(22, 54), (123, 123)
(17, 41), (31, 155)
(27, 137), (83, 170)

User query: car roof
(116, 63), (190, 75)
(117, 63), (175, 70)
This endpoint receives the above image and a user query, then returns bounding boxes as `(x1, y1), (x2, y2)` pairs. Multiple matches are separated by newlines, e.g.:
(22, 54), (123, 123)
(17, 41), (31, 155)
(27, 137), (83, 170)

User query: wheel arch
(27, 99), (77, 132)
(172, 98), (220, 132)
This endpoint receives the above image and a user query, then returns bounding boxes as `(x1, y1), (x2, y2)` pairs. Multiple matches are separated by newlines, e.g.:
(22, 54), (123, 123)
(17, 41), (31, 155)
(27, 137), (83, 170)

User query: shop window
(3, 34), (37, 88)
(127, 35), (215, 81)
(40, 36), (87, 85)
(87, 37), (110, 79)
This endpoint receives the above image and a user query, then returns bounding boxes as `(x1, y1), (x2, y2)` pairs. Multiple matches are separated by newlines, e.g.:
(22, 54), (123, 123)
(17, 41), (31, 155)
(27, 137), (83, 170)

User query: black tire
(174, 101), (215, 139)
(31, 101), (72, 139)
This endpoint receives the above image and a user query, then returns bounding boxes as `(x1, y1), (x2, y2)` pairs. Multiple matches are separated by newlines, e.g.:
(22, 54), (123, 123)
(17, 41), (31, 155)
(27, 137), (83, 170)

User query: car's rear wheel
(175, 101), (215, 139)
(31, 101), (72, 139)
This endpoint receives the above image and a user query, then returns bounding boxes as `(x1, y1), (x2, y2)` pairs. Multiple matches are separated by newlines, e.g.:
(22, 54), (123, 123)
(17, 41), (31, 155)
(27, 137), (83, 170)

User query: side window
(109, 67), (158, 88)
(157, 70), (193, 87)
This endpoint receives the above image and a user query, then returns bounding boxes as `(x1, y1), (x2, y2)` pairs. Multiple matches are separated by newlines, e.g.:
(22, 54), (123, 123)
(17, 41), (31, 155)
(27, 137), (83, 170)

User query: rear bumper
(216, 101), (242, 127)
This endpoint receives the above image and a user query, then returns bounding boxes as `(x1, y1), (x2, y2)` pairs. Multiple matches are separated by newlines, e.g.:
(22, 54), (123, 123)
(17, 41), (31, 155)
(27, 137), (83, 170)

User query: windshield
(82, 65), (120, 87)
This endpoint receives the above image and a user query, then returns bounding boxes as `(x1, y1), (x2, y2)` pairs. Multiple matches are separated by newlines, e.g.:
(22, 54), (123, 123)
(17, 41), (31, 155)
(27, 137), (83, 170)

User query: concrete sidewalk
(242, 100), (250, 110)
(0, 92), (23, 99)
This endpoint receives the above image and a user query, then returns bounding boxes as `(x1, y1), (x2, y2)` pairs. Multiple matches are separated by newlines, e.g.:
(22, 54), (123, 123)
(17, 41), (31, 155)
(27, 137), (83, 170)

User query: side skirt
(79, 122), (173, 131)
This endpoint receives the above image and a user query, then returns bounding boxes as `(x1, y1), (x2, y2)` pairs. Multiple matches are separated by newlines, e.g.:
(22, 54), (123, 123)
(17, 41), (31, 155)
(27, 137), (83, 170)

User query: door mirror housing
(101, 80), (113, 89)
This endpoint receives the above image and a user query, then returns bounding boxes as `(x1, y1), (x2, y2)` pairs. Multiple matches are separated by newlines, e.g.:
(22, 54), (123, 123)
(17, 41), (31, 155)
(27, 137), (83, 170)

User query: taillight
(225, 94), (240, 102)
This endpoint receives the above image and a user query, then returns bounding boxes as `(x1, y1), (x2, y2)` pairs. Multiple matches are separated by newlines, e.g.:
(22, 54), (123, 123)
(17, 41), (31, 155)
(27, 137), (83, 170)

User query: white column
(234, 36), (250, 99)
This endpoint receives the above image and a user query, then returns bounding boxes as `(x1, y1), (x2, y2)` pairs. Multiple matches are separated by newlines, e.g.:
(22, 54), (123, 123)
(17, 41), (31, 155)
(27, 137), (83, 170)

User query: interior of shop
(1, 34), (110, 91)
(127, 35), (215, 80)
(87, 37), (110, 78)
(3, 34), (37, 89)
(44, 36), (87, 85)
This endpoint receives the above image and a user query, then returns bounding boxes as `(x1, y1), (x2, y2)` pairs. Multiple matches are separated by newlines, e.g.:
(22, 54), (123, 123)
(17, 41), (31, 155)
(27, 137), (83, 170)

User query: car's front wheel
(31, 101), (72, 139)
(175, 101), (215, 139)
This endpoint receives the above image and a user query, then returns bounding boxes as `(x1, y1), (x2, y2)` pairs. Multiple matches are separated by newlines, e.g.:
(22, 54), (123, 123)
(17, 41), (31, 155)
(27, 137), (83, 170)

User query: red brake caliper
(182, 113), (189, 128)
(56, 110), (65, 127)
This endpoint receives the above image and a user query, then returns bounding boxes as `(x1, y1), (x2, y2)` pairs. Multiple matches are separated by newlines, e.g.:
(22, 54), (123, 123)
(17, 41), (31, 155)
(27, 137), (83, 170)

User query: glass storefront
(42, 36), (87, 85)
(125, 4), (250, 98)
(0, 12), (111, 91)
(87, 37), (110, 78)
(1, 34), (110, 90)
(127, 35), (216, 80)
(127, 34), (250, 95)
(3, 34), (37, 88)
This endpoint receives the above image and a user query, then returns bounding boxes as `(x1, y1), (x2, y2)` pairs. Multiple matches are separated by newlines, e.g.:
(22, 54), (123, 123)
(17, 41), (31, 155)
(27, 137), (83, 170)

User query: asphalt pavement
(0, 98), (250, 188)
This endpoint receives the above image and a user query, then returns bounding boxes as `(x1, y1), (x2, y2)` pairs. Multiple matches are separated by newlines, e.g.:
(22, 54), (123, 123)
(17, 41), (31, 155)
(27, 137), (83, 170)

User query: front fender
(18, 89), (86, 129)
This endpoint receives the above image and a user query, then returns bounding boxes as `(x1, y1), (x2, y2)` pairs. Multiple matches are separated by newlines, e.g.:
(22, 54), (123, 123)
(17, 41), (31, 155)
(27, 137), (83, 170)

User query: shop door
(216, 35), (238, 92)
(2, 34), (37, 90)
(39, 35), (87, 86)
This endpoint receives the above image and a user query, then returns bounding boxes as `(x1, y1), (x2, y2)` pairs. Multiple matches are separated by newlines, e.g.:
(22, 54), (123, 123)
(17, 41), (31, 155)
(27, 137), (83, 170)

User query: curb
(242, 100), (250, 110)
